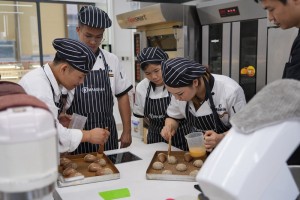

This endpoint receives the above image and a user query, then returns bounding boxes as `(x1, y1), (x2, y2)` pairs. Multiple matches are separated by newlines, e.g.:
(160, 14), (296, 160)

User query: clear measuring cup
(68, 113), (87, 130)
(185, 132), (206, 158)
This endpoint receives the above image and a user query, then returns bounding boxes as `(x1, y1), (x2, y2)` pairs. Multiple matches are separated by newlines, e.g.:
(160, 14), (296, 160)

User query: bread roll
(184, 152), (193, 162)
(152, 161), (164, 170)
(157, 153), (167, 163)
(84, 154), (97, 162)
(88, 163), (102, 172)
(189, 170), (199, 177)
(95, 168), (113, 176)
(193, 159), (203, 168)
(162, 170), (172, 175)
(62, 162), (77, 170)
(176, 163), (187, 172)
(167, 156), (178, 164)
(60, 157), (71, 166)
(96, 158), (107, 167)
(62, 167), (77, 176)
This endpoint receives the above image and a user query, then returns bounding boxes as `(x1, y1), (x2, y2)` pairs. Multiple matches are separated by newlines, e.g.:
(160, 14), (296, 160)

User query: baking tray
(57, 153), (120, 187)
(146, 151), (205, 182)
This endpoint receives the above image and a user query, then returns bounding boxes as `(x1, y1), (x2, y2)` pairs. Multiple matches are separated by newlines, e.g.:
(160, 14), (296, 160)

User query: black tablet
(107, 151), (142, 164)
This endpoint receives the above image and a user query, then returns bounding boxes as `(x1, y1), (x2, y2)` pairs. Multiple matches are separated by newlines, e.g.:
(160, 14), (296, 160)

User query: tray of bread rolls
(146, 151), (206, 182)
(57, 152), (120, 187)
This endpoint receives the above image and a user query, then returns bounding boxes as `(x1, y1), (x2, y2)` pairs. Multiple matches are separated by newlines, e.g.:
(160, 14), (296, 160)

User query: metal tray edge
(57, 173), (120, 187)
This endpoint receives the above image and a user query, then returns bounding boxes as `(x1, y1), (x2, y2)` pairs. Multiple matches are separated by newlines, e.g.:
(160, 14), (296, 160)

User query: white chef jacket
(167, 74), (246, 127)
(19, 64), (82, 152)
(133, 78), (169, 117)
(66, 48), (132, 106)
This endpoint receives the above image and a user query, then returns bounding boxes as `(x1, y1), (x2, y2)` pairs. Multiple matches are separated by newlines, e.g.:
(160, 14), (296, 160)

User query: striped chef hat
(52, 38), (96, 73)
(137, 47), (169, 67)
(162, 57), (207, 88)
(78, 5), (112, 28)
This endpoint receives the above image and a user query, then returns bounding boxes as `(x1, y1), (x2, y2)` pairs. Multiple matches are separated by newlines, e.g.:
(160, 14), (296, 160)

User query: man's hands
(58, 113), (72, 128)
(82, 128), (110, 145)
(119, 130), (132, 148)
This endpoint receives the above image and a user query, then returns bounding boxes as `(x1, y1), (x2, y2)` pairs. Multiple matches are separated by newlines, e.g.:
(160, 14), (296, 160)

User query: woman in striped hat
(134, 47), (191, 150)
(160, 57), (246, 151)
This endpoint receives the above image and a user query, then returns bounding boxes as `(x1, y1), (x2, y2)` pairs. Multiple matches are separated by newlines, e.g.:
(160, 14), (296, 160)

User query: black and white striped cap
(52, 38), (96, 73)
(162, 57), (206, 88)
(137, 47), (169, 66)
(78, 5), (112, 28)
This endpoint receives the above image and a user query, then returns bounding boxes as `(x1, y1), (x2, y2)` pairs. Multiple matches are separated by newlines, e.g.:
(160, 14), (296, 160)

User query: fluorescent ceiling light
(1, 76), (19, 80)
(0, 4), (32, 7)
(0, 12), (24, 14)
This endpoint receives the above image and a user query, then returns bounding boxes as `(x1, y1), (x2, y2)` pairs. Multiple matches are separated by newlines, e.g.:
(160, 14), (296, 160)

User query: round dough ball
(62, 167), (77, 176)
(162, 170), (172, 175)
(184, 152), (193, 162)
(63, 162), (77, 170)
(88, 163), (102, 172)
(176, 163), (187, 172)
(68, 171), (83, 178)
(95, 168), (113, 176)
(60, 157), (71, 166)
(84, 154), (97, 162)
(157, 153), (167, 163)
(96, 158), (107, 167)
(193, 159), (204, 168)
(189, 169), (199, 177)
(152, 161), (164, 170)
(167, 156), (178, 164)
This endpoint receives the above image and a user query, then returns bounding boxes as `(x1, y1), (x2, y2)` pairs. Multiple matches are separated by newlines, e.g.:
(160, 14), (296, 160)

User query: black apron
(185, 78), (231, 134)
(67, 50), (118, 154)
(144, 83), (190, 151)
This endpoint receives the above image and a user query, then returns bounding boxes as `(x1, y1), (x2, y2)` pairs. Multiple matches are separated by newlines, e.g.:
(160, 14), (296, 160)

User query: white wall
(110, 0), (136, 126)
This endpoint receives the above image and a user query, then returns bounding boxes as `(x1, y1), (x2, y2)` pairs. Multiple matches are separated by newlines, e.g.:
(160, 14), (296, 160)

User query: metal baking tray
(57, 153), (120, 187)
(146, 151), (205, 182)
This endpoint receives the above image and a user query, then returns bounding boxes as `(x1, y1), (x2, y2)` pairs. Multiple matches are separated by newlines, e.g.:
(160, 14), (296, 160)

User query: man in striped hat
(19, 38), (110, 153)
(160, 57), (246, 152)
(65, 5), (133, 154)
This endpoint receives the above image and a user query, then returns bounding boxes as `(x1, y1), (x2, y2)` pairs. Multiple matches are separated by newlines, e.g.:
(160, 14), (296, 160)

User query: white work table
(53, 138), (200, 200)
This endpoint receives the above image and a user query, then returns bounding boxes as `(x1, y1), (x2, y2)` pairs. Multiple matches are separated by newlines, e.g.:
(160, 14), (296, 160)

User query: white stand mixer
(197, 121), (300, 200)
(0, 106), (58, 200)
(197, 79), (300, 200)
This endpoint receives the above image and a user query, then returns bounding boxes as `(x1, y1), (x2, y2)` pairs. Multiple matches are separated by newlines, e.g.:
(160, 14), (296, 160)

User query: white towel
(230, 79), (300, 134)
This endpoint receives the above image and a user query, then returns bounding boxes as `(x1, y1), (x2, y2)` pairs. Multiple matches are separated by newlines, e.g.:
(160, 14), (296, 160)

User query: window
(0, 1), (99, 82)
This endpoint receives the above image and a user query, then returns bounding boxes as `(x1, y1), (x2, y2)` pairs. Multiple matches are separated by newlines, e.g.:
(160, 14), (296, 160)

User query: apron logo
(82, 87), (105, 93)
(149, 114), (165, 119)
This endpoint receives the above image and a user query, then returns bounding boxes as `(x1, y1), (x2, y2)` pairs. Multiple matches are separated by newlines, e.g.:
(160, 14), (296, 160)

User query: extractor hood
(116, 3), (188, 29)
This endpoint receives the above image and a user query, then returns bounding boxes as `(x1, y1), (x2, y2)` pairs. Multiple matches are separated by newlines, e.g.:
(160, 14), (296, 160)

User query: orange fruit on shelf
(240, 67), (248, 75)
(247, 66), (256, 77)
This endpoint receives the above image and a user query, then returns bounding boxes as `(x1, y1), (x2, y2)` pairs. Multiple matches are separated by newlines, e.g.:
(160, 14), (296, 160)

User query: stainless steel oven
(198, 0), (267, 102)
